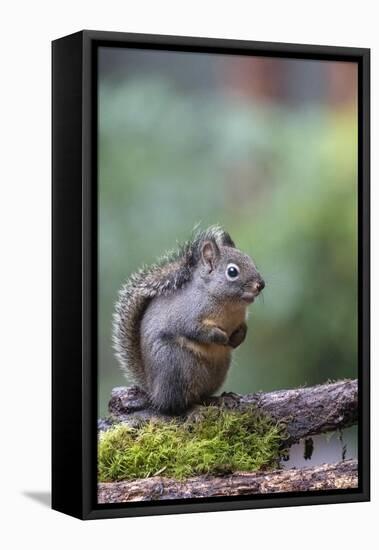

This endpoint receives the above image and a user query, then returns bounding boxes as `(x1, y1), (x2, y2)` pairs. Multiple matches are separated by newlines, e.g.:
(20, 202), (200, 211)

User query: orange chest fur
(201, 304), (247, 336)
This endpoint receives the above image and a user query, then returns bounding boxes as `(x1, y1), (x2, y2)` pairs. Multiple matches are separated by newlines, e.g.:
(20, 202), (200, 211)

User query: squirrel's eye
(226, 263), (240, 281)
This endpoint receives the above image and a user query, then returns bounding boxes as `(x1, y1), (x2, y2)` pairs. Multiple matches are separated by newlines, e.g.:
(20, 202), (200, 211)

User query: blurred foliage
(98, 77), (357, 417)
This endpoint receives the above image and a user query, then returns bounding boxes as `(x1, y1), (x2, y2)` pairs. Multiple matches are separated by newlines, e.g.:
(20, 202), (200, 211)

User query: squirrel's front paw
(209, 327), (229, 345)
(229, 323), (247, 349)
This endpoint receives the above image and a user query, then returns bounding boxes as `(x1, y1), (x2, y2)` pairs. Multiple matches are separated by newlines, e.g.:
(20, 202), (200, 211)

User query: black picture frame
(52, 30), (370, 520)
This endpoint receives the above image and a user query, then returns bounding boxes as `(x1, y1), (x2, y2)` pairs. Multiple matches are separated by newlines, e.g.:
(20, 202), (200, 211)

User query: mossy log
(98, 458), (358, 503)
(100, 379), (358, 445)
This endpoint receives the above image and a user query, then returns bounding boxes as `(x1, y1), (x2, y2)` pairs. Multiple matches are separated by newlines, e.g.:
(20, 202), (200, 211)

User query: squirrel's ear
(201, 240), (220, 272)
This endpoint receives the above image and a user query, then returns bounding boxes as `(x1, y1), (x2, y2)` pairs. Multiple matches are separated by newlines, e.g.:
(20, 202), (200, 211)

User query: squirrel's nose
(253, 279), (265, 293)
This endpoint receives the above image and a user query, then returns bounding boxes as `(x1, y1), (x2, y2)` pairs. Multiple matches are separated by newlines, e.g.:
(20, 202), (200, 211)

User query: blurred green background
(98, 48), (358, 433)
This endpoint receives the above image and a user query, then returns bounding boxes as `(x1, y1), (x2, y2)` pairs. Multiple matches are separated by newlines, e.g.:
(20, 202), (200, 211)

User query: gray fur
(113, 225), (264, 414)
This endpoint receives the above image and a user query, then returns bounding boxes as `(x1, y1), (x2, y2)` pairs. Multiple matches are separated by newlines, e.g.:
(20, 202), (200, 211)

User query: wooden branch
(100, 379), (358, 445)
(98, 459), (358, 503)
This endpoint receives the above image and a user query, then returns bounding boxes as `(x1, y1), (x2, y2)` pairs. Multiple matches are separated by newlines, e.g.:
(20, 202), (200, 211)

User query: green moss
(98, 407), (285, 482)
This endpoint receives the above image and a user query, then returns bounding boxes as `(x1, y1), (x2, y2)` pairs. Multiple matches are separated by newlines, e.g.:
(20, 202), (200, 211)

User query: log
(98, 459), (358, 503)
(100, 379), (358, 445)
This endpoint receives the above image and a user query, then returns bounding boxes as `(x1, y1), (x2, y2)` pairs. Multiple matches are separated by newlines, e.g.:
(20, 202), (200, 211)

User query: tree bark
(98, 459), (358, 503)
(100, 379), (358, 445)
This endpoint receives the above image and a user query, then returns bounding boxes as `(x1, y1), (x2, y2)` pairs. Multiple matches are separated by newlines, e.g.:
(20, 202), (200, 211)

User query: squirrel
(113, 226), (265, 414)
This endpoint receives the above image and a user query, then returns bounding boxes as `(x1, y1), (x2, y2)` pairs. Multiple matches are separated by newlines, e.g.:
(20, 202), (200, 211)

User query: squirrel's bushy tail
(112, 226), (235, 386)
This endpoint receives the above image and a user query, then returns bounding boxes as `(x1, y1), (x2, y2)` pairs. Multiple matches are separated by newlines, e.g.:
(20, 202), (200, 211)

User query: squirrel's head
(197, 239), (265, 304)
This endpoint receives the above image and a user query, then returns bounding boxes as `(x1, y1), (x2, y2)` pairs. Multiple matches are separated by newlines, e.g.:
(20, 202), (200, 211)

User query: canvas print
(97, 47), (358, 504)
